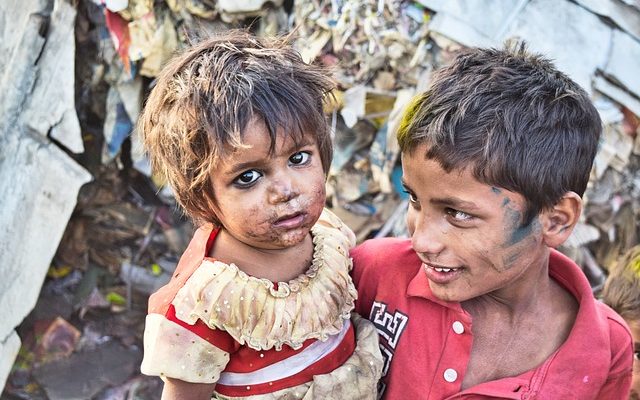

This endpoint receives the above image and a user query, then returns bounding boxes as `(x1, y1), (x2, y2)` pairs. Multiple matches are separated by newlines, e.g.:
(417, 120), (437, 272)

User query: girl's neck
(209, 228), (315, 283)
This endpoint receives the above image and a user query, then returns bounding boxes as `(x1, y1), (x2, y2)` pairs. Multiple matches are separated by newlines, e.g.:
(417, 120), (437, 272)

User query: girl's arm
(161, 378), (216, 400)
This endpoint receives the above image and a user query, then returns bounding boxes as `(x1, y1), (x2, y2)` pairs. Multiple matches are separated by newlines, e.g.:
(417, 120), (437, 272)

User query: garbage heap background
(0, 0), (638, 398)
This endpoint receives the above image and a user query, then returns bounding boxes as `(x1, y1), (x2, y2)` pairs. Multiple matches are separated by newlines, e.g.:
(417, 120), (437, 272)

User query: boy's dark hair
(397, 41), (602, 223)
(139, 30), (335, 225)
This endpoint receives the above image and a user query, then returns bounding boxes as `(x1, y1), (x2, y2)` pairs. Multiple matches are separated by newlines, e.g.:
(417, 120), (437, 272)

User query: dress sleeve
(595, 314), (634, 398)
(141, 305), (235, 384)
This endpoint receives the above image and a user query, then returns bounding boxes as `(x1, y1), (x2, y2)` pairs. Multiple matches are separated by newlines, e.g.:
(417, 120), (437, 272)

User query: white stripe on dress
(217, 318), (351, 386)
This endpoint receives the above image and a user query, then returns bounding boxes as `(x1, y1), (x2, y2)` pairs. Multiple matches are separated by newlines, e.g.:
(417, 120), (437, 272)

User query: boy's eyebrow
(401, 179), (479, 210)
(430, 197), (480, 211)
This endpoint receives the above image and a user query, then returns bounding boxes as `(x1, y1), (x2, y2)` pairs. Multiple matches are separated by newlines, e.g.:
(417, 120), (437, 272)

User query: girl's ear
(540, 192), (582, 248)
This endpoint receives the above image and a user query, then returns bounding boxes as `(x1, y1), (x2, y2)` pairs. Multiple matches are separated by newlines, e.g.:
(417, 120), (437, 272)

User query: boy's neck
(459, 254), (578, 389)
(462, 255), (553, 317)
(209, 228), (315, 283)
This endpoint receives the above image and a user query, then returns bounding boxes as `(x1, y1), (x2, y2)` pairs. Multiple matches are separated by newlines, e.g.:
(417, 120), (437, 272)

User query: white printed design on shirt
(369, 301), (408, 398)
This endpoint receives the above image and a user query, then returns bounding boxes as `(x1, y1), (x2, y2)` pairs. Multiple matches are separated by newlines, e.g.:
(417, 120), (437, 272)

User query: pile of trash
(2, 0), (638, 398)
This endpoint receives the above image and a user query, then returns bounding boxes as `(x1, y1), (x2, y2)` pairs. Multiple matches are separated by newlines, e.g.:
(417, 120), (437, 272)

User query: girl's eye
(234, 170), (262, 187)
(446, 208), (473, 222)
(289, 151), (311, 165)
(634, 350), (639, 362)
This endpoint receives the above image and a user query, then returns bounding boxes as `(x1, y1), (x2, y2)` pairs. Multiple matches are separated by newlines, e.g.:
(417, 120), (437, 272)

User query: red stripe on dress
(215, 322), (356, 396)
(225, 337), (316, 373)
(205, 227), (219, 255)
(165, 304), (238, 354)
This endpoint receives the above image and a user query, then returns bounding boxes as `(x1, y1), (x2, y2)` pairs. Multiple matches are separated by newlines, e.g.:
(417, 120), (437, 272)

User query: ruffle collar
(171, 209), (358, 351)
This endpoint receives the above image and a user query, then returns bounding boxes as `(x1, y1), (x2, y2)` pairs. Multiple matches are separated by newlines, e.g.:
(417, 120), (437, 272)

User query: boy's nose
(409, 215), (446, 257)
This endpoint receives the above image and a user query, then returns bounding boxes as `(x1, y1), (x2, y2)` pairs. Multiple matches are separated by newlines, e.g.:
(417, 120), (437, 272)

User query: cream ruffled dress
(141, 209), (383, 399)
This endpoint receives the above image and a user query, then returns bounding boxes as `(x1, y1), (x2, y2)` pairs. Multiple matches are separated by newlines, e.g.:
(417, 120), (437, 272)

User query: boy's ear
(540, 192), (582, 248)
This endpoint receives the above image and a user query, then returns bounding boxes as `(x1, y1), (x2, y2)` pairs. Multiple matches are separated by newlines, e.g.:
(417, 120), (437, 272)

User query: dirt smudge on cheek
(500, 219), (541, 270)
(241, 206), (278, 240)
(502, 204), (539, 247)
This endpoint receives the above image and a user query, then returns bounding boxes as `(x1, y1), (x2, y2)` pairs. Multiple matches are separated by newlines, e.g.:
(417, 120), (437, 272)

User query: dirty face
(630, 320), (640, 400)
(401, 145), (548, 303)
(210, 118), (326, 250)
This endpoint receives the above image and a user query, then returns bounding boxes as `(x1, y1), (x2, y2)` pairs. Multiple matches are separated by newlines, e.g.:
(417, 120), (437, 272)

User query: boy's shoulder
(549, 250), (633, 363)
(595, 299), (634, 350)
(351, 237), (421, 280)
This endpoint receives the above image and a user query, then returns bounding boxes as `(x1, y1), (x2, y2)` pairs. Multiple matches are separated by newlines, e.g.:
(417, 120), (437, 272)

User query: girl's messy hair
(139, 30), (335, 225)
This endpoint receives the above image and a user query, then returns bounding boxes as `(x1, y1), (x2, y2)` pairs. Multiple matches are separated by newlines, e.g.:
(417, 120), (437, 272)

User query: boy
(602, 246), (640, 400)
(352, 42), (634, 399)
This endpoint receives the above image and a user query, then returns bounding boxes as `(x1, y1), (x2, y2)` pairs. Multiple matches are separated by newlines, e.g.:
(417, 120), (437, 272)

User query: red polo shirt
(352, 238), (633, 399)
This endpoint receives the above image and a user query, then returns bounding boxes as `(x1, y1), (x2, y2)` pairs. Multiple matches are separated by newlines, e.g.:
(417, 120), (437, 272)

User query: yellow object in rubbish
(151, 263), (162, 276)
(47, 265), (72, 279)
(106, 292), (127, 306)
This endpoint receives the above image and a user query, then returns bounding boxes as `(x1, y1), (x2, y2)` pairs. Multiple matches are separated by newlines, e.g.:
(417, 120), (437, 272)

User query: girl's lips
(423, 263), (463, 285)
(273, 212), (306, 229)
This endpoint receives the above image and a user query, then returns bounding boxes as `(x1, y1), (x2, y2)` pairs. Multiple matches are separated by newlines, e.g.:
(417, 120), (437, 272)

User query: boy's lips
(423, 262), (464, 285)
(273, 212), (306, 228)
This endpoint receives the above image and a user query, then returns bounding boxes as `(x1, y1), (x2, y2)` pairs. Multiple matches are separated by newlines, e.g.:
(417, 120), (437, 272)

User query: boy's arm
(161, 378), (216, 400)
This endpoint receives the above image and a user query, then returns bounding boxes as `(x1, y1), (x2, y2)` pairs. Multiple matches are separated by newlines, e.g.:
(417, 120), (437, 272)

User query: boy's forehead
(402, 149), (527, 209)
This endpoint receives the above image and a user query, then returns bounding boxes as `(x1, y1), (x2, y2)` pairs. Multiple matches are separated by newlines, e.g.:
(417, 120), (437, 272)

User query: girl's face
(209, 118), (326, 251)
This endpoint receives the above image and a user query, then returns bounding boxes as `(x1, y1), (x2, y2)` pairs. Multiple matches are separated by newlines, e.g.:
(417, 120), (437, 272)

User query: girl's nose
(268, 177), (299, 204)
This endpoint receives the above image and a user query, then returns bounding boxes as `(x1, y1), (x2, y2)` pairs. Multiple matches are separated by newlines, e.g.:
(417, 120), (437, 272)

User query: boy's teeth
(434, 267), (455, 273)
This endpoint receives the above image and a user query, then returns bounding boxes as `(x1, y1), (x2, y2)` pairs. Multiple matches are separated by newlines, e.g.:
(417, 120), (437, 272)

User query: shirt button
(452, 321), (464, 334)
(444, 368), (458, 382)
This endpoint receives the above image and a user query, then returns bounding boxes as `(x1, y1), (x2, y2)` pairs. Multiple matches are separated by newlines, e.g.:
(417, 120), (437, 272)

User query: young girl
(138, 31), (382, 399)
(602, 246), (640, 400)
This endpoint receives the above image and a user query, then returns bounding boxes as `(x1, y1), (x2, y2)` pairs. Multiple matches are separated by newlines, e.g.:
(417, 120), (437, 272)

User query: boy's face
(210, 118), (326, 250)
(401, 145), (549, 303)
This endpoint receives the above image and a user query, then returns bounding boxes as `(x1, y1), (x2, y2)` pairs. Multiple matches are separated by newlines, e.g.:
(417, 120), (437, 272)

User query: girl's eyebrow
(223, 136), (316, 177)
(223, 160), (262, 177)
(280, 136), (315, 154)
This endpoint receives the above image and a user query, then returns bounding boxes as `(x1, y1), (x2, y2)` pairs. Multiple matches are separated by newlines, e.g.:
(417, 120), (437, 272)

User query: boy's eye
(234, 170), (262, 187)
(446, 208), (473, 221)
(401, 186), (418, 204)
(289, 151), (310, 165)
(634, 350), (639, 362)
(404, 191), (418, 204)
